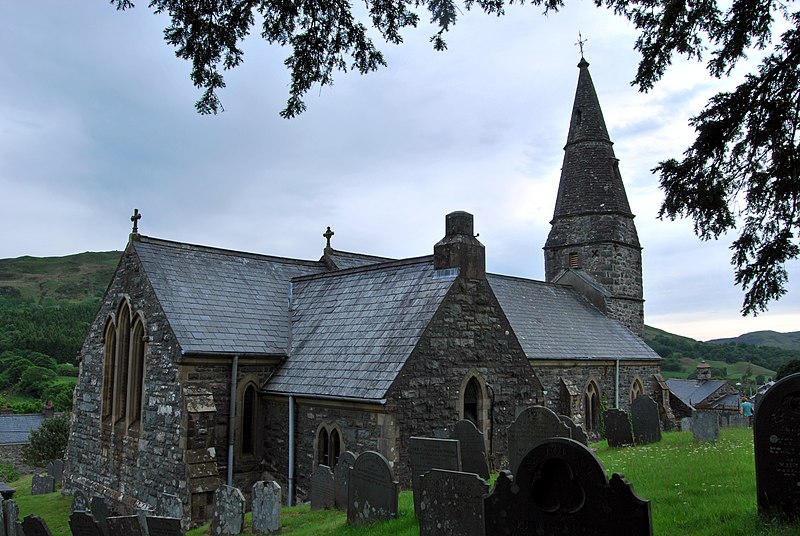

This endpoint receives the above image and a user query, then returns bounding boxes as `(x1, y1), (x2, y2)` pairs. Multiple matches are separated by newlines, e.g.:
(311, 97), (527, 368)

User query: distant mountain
(708, 331), (800, 351)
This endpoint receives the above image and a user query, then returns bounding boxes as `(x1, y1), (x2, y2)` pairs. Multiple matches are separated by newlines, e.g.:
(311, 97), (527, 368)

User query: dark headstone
(1, 498), (5, 536)
(21, 515), (53, 536)
(159, 494), (182, 520)
(0, 482), (15, 501)
(559, 414), (589, 446)
(68, 511), (103, 536)
(631, 396), (662, 445)
(755, 372), (800, 519)
(333, 451), (356, 510)
(409, 437), (461, 516)
(136, 509), (154, 536)
(107, 515), (144, 536)
(310, 465), (335, 510)
(252, 481), (281, 534)
(347, 451), (398, 525)
(30, 475), (54, 496)
(144, 517), (182, 536)
(485, 438), (652, 535)
(71, 490), (89, 513)
(210, 485), (245, 536)
(604, 408), (634, 447)
(451, 420), (490, 479)
(3, 500), (18, 536)
(419, 470), (488, 536)
(507, 405), (571, 477)
(46, 460), (64, 484)
(90, 496), (111, 536)
(692, 411), (720, 442)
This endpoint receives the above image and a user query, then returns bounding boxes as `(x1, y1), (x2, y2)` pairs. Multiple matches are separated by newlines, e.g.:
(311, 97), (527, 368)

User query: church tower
(544, 56), (644, 336)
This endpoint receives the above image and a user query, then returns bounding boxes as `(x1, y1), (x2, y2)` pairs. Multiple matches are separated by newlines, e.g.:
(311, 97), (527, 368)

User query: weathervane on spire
(575, 32), (588, 57)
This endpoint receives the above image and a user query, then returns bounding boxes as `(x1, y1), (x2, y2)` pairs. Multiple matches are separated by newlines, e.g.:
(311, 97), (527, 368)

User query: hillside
(708, 330), (800, 351)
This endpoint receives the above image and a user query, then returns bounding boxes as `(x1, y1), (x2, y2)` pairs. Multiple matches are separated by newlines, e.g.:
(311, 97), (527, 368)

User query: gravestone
(3, 500), (18, 536)
(90, 496), (111, 536)
(159, 494), (182, 519)
(21, 515), (53, 536)
(310, 465), (335, 510)
(559, 415), (589, 446)
(507, 405), (571, 477)
(604, 409), (634, 447)
(485, 438), (652, 535)
(680, 417), (693, 432)
(210, 485), (245, 536)
(136, 509), (154, 536)
(30, 475), (54, 496)
(107, 515), (144, 536)
(251, 481), (281, 534)
(145, 517), (182, 536)
(631, 396), (662, 445)
(755, 372), (800, 519)
(451, 420), (490, 479)
(46, 460), (64, 484)
(409, 437), (461, 516)
(71, 490), (89, 512)
(692, 411), (720, 442)
(0, 483), (14, 501)
(419, 470), (488, 536)
(347, 451), (398, 525)
(68, 511), (103, 536)
(333, 451), (356, 510)
(1, 498), (5, 536)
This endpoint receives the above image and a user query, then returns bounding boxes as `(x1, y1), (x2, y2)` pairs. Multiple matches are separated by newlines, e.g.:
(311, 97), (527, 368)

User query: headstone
(409, 437), (461, 516)
(631, 396), (662, 445)
(559, 414), (589, 446)
(3, 500), (18, 536)
(0, 498), (5, 536)
(604, 408), (634, 447)
(333, 451), (356, 510)
(159, 494), (182, 519)
(30, 475), (55, 496)
(680, 417), (693, 432)
(507, 405), (571, 477)
(347, 451), (398, 525)
(21, 515), (53, 536)
(68, 511), (103, 536)
(419, 470), (488, 536)
(90, 496), (111, 536)
(692, 411), (720, 442)
(145, 517), (182, 536)
(310, 465), (335, 510)
(210, 485), (245, 536)
(485, 438), (652, 535)
(107, 515), (144, 536)
(71, 490), (89, 512)
(136, 509), (154, 536)
(46, 460), (64, 484)
(755, 372), (800, 519)
(251, 481), (281, 534)
(451, 420), (490, 479)
(0, 484), (14, 501)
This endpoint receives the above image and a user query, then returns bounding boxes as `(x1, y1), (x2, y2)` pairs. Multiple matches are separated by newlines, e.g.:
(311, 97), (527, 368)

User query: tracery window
(630, 378), (644, 404)
(316, 424), (343, 468)
(584, 381), (601, 434)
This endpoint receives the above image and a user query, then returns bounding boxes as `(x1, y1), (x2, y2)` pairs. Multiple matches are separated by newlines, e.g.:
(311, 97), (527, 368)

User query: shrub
(21, 413), (70, 467)
(0, 358), (34, 389)
(777, 359), (800, 380)
(15, 366), (57, 398)
(42, 382), (75, 411)
(24, 351), (58, 371)
(0, 462), (19, 482)
(55, 363), (78, 377)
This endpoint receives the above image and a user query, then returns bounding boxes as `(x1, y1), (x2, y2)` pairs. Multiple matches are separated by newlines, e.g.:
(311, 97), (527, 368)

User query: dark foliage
(777, 358), (800, 379)
(21, 413), (70, 468)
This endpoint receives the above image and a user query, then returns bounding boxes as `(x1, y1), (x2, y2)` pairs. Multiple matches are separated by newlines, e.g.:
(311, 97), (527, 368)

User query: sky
(1, 1), (797, 341)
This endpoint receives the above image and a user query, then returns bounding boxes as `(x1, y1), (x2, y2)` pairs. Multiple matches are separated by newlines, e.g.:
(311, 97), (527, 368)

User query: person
(740, 396), (754, 426)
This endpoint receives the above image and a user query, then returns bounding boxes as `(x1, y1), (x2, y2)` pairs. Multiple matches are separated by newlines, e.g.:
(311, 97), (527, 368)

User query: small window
(463, 378), (479, 425)
(318, 428), (330, 467)
(316, 424), (344, 468)
(242, 385), (256, 455)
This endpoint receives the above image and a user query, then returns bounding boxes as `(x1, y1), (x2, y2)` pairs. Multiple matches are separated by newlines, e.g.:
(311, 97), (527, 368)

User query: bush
(777, 359), (800, 380)
(14, 366), (57, 398)
(42, 382), (75, 411)
(55, 363), (78, 377)
(0, 462), (19, 482)
(0, 357), (34, 389)
(24, 351), (58, 371)
(21, 413), (70, 467)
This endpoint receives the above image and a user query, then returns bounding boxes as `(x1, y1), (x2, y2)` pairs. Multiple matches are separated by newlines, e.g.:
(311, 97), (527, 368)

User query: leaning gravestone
(68, 511), (104, 536)
(755, 372), (800, 519)
(210, 485), (245, 536)
(145, 517), (182, 536)
(30, 475), (54, 496)
(310, 465), (335, 510)
(604, 409), (634, 447)
(252, 481), (281, 534)
(559, 415), (589, 446)
(333, 451), (357, 510)
(451, 420), (490, 479)
(90, 496), (111, 536)
(347, 451), (398, 525)
(22, 515), (53, 536)
(107, 515), (144, 536)
(46, 460), (64, 485)
(507, 406), (571, 477)
(485, 438), (652, 535)
(631, 396), (662, 445)
(409, 437), (461, 516)
(72, 490), (89, 512)
(692, 411), (720, 442)
(3, 500), (18, 536)
(419, 469), (488, 536)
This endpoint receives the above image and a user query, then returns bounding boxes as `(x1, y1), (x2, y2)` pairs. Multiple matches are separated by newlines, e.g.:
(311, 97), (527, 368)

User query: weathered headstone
(251, 481), (281, 534)
(145, 517), (182, 536)
(680, 417), (693, 432)
(604, 408), (634, 447)
(136, 509), (154, 536)
(451, 420), (490, 479)
(46, 460), (64, 484)
(409, 437), (461, 516)
(507, 405), (571, 477)
(347, 451), (398, 525)
(0, 498), (5, 536)
(692, 411), (720, 442)
(485, 438), (652, 535)
(71, 490), (89, 512)
(419, 470), (488, 536)
(3, 500), (18, 536)
(68, 511), (104, 536)
(159, 494), (182, 520)
(107, 515), (144, 536)
(30, 475), (54, 496)
(755, 372), (800, 519)
(631, 396), (662, 445)
(0, 483), (14, 501)
(310, 465), (335, 511)
(210, 485), (245, 536)
(333, 451), (356, 511)
(21, 515), (53, 536)
(559, 414), (589, 446)
(90, 496), (111, 536)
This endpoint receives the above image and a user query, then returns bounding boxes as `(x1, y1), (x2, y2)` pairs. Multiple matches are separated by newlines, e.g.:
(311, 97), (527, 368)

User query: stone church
(65, 56), (667, 524)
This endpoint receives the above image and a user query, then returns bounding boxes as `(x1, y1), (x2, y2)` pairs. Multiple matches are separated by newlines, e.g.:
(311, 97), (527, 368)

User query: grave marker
(559, 414), (588, 446)
(46, 460), (64, 484)
(333, 451), (356, 510)
(3, 500), (18, 536)
(145, 517), (183, 536)
(210, 485), (245, 536)
(21, 515), (53, 536)
(71, 490), (89, 512)
(107, 515), (144, 536)
(409, 437), (461, 516)
(692, 411), (720, 442)
(30, 475), (54, 496)
(68, 511), (103, 536)
(347, 451), (398, 525)
(252, 481), (281, 534)
(159, 494), (182, 520)
(451, 420), (490, 479)
(507, 405), (571, 477)
(90, 496), (111, 536)
(604, 409), (634, 447)
(631, 396), (662, 445)
(310, 465), (335, 510)
(0, 498), (5, 536)
(419, 470), (488, 536)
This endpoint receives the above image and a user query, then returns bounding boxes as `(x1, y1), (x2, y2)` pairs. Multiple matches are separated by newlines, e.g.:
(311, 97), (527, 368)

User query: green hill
(708, 330), (800, 351)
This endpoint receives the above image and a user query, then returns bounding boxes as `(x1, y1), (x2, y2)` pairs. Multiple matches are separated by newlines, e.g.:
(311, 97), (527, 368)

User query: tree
(777, 358), (800, 380)
(113, 0), (799, 313)
(21, 413), (70, 468)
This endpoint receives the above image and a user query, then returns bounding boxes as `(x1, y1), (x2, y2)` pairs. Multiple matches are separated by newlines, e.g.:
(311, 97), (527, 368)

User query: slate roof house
(65, 56), (666, 525)
(666, 361), (740, 416)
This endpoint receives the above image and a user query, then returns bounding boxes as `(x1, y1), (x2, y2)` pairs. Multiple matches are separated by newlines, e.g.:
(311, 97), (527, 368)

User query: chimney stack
(433, 211), (485, 279)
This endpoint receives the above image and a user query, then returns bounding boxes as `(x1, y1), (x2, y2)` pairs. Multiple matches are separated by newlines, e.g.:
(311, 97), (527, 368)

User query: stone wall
(0, 444), (39, 474)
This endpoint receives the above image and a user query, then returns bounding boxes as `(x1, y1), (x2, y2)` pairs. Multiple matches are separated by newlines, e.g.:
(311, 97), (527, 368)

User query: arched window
(113, 303), (131, 424)
(315, 424), (344, 468)
(101, 319), (116, 423)
(318, 427), (330, 467)
(584, 381), (601, 434)
(127, 316), (146, 429)
(463, 378), (480, 425)
(242, 385), (256, 455)
(630, 378), (644, 404)
(329, 428), (341, 468)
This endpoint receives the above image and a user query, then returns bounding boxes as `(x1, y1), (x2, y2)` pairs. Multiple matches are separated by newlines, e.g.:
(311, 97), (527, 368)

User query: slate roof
(134, 237), (326, 356)
(665, 378), (729, 408)
(487, 274), (660, 360)
(0, 414), (46, 445)
(264, 257), (457, 401)
(324, 250), (393, 270)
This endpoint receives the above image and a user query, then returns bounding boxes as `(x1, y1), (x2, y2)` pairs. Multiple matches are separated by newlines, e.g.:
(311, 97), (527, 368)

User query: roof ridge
(326, 249), (395, 261)
(293, 255), (434, 282)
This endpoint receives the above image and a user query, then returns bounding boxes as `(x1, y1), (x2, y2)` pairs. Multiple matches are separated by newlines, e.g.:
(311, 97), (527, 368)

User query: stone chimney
(433, 211), (485, 279)
(0, 404), (12, 416)
(696, 361), (712, 382)
(42, 400), (55, 419)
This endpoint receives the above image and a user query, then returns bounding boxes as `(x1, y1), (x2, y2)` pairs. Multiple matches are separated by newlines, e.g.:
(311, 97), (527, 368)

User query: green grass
(10, 429), (800, 536)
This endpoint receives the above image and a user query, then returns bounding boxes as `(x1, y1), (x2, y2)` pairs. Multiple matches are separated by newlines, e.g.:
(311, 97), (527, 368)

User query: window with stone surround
(127, 315), (146, 431)
(460, 373), (489, 440)
(584, 381), (601, 434)
(241, 384), (256, 455)
(101, 319), (116, 423)
(112, 302), (131, 425)
(315, 423), (344, 469)
(630, 378), (644, 403)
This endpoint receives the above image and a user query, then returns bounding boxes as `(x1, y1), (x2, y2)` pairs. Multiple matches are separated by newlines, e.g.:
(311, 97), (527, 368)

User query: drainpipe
(227, 354), (239, 486)
(288, 395), (295, 506)
(615, 359), (620, 409)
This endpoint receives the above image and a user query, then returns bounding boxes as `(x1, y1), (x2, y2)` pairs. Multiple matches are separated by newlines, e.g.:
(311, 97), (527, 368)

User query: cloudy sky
(1, 1), (797, 341)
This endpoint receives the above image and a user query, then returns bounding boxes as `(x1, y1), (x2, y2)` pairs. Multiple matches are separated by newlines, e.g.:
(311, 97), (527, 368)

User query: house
(64, 55), (666, 525)
(666, 361), (741, 418)
(0, 403), (56, 472)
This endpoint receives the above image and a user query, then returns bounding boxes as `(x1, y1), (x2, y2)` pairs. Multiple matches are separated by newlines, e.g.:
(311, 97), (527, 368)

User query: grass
(10, 428), (800, 536)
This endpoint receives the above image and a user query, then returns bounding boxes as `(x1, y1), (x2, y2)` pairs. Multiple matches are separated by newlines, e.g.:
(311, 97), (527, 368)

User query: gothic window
(101, 319), (116, 423)
(630, 378), (644, 403)
(584, 381), (601, 434)
(113, 303), (131, 424)
(127, 316), (146, 430)
(329, 428), (341, 468)
(460, 373), (489, 443)
(463, 377), (480, 425)
(241, 384), (256, 455)
(316, 424), (344, 468)
(318, 427), (330, 467)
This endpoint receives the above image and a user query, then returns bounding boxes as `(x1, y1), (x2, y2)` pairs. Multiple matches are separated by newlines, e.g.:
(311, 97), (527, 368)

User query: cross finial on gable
(323, 226), (335, 251)
(575, 32), (588, 57)
(131, 208), (142, 235)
